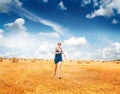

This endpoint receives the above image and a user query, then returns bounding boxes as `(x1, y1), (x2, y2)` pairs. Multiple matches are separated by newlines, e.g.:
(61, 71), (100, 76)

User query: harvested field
(0, 59), (120, 94)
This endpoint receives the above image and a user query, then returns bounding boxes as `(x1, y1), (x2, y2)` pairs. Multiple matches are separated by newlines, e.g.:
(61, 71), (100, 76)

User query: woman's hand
(63, 53), (66, 57)
(64, 55), (66, 57)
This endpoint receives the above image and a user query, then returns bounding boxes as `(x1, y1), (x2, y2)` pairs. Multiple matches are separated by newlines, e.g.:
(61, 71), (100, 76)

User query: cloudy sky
(0, 0), (120, 60)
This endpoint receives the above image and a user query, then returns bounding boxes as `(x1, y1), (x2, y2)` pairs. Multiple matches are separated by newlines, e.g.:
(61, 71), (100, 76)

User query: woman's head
(57, 42), (62, 46)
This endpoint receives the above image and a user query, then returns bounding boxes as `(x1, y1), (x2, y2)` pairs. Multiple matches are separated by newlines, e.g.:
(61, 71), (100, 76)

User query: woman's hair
(57, 42), (61, 45)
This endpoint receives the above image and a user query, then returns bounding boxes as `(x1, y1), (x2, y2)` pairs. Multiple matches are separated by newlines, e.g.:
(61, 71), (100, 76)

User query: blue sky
(0, 0), (120, 60)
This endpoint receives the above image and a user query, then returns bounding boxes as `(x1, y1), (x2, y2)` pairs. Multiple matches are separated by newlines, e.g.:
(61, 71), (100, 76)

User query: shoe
(59, 77), (61, 79)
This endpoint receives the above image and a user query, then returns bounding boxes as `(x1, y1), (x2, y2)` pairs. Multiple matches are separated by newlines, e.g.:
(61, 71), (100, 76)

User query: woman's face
(57, 43), (61, 47)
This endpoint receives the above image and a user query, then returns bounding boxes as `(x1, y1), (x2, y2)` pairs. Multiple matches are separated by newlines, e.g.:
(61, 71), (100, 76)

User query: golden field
(0, 58), (120, 94)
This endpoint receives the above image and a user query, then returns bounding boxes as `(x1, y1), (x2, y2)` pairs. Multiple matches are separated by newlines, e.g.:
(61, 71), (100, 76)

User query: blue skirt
(54, 54), (62, 64)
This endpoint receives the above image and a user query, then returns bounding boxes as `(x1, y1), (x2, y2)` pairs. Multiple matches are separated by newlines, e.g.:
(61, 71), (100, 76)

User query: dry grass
(0, 59), (120, 94)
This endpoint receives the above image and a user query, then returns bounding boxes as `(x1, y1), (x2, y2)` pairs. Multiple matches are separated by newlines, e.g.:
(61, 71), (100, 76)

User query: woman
(54, 42), (66, 79)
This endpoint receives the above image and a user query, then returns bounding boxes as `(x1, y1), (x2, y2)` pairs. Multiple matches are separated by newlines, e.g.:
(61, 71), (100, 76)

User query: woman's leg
(58, 62), (62, 79)
(54, 64), (57, 76)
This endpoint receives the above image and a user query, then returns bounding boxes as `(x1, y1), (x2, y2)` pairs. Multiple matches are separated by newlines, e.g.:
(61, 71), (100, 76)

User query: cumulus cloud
(2, 35), (36, 51)
(96, 42), (120, 60)
(0, 32), (55, 58)
(86, 0), (120, 18)
(2, 34), (37, 50)
(64, 37), (87, 46)
(86, 6), (114, 18)
(58, 1), (67, 10)
(4, 18), (28, 37)
(0, 18), (60, 58)
(0, 18), (37, 50)
(62, 36), (120, 60)
(63, 36), (89, 59)
(112, 19), (118, 24)
(38, 42), (53, 54)
(34, 42), (54, 58)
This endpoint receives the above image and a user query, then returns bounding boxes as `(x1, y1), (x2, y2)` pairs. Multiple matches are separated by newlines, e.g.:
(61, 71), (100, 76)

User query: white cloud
(62, 36), (120, 60)
(0, 1), (67, 59)
(4, 18), (28, 37)
(0, 0), (11, 13)
(86, 0), (120, 18)
(0, 32), (44, 58)
(0, 29), (4, 33)
(39, 32), (60, 38)
(64, 37), (87, 46)
(1, 26), (120, 60)
(34, 38), (87, 59)
(0, 18), (37, 50)
(34, 42), (54, 59)
(0, 0), (22, 13)
(2, 35), (33, 50)
(93, 0), (99, 7)
(13, 0), (23, 6)
(0, 29), (4, 39)
(4, 52), (18, 57)
(43, 0), (48, 3)
(113, 42), (120, 50)
(38, 42), (53, 54)
(58, 1), (67, 10)
(86, 5), (114, 18)
(96, 42), (120, 60)
(3, 51), (33, 58)
(40, 19), (65, 34)
(9, 3), (66, 35)
(81, 0), (91, 7)
(112, 19), (118, 24)
(15, 17), (25, 25)
(0, 18), (61, 58)
(62, 36), (89, 60)
(1, 0), (66, 35)
(2, 35), (37, 50)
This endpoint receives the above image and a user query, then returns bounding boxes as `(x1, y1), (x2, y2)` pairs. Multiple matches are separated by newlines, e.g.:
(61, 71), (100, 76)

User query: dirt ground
(0, 59), (120, 94)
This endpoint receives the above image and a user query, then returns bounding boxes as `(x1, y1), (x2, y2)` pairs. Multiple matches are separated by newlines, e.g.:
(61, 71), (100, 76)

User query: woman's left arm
(61, 49), (66, 57)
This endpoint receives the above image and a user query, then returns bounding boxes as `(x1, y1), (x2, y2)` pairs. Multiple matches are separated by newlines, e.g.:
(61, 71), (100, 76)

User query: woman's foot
(53, 73), (56, 76)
